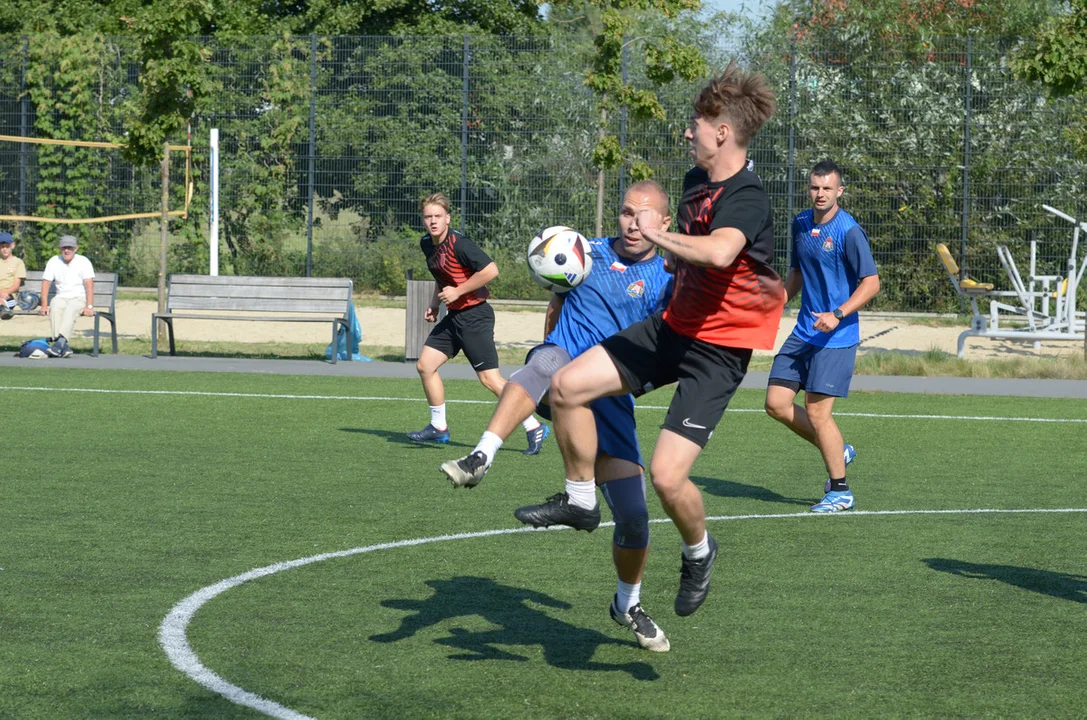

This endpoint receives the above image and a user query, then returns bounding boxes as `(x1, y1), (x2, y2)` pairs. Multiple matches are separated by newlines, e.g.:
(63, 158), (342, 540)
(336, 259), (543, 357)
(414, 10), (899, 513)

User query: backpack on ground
(17, 337), (50, 359)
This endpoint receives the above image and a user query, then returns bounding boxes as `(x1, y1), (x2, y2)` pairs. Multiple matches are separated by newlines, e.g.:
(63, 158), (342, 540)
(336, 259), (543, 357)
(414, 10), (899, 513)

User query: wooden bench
(9, 270), (119, 355)
(151, 274), (355, 363)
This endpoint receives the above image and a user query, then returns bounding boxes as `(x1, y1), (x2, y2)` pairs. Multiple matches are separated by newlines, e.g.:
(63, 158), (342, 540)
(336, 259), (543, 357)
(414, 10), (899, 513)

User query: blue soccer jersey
(790, 208), (878, 348)
(546, 237), (673, 357)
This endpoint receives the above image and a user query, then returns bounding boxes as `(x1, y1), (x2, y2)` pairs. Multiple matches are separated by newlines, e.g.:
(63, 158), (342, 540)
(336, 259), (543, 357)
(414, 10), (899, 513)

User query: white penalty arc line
(2, 386), (1086, 424)
(160, 507), (1087, 720)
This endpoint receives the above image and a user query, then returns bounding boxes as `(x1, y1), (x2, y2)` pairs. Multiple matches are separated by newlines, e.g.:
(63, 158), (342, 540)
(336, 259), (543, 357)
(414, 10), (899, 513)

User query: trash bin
(404, 271), (444, 361)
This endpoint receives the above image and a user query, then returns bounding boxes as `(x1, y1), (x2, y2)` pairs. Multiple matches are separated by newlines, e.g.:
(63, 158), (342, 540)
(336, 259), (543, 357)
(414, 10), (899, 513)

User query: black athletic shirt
(661, 167), (785, 349)
(419, 229), (494, 311)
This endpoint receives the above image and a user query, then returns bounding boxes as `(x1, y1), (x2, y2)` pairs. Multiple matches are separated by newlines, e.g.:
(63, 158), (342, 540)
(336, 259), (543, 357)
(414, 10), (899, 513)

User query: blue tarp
(326, 302), (373, 362)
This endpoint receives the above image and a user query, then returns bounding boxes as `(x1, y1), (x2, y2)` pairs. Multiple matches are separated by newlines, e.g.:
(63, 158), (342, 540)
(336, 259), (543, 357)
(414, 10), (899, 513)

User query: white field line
(2, 386), (1086, 424)
(160, 507), (1087, 720)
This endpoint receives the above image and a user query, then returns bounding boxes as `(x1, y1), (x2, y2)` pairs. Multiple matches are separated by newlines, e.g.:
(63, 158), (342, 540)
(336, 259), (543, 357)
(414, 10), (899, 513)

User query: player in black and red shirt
(515, 63), (783, 620)
(408, 193), (547, 450)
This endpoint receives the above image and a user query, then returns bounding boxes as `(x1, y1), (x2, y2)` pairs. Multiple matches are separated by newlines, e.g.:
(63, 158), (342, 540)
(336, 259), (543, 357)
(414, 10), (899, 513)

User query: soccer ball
(526, 226), (592, 293)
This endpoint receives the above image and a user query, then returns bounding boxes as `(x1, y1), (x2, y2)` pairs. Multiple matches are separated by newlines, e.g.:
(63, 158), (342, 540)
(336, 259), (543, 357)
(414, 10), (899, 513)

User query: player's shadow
(924, 558), (1087, 603)
(339, 427), (475, 449)
(690, 475), (811, 506)
(369, 576), (659, 681)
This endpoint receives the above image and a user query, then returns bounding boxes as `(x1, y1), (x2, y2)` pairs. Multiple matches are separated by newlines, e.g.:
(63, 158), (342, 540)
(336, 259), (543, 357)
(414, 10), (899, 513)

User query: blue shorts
(591, 394), (643, 469)
(768, 334), (858, 398)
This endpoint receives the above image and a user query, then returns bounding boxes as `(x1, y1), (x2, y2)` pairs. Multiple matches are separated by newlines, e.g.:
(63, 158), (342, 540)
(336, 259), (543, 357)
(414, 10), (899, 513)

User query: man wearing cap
(39, 235), (95, 358)
(0, 232), (27, 320)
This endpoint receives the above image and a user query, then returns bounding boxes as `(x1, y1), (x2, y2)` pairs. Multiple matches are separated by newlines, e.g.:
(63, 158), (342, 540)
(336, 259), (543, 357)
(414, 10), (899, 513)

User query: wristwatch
(832, 308), (844, 320)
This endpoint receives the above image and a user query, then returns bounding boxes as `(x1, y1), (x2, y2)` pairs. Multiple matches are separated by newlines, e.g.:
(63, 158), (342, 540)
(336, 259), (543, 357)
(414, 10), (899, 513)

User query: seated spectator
(0, 232), (26, 320)
(39, 235), (95, 358)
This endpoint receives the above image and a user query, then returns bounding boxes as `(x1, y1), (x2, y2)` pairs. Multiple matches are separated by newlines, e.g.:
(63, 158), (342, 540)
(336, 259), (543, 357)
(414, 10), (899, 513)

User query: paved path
(2, 353), (1085, 399)
(3, 298), (1084, 361)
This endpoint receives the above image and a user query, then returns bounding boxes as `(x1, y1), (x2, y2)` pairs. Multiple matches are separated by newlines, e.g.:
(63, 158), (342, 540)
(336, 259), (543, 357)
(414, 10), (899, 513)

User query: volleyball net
(0, 134), (193, 225)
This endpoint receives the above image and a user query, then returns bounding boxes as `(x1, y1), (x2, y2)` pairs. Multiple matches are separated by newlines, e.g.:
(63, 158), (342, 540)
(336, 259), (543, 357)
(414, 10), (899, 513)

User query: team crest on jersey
(823, 237), (834, 252)
(610, 261), (627, 273)
(626, 279), (645, 298)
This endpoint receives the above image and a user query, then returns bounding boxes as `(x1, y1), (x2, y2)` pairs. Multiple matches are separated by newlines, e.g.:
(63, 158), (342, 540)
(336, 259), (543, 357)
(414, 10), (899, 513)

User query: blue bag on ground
(326, 302), (373, 362)
(17, 338), (50, 358)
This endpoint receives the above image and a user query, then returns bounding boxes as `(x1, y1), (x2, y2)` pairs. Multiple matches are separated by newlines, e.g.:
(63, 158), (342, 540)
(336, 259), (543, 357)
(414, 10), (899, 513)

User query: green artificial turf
(0, 370), (1084, 718)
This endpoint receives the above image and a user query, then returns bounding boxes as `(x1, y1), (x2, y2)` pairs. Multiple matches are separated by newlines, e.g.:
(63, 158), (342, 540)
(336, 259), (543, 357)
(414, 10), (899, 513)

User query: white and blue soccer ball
(527, 226), (592, 294)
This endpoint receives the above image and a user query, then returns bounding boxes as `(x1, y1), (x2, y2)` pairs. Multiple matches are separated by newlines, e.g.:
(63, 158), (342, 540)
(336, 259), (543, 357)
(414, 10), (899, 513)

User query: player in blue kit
(764, 160), (880, 512)
(440, 181), (675, 651)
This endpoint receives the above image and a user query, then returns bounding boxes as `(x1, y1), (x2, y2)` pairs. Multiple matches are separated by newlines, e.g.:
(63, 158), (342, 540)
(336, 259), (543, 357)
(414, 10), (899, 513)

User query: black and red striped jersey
(420, 229), (493, 311)
(661, 167), (785, 349)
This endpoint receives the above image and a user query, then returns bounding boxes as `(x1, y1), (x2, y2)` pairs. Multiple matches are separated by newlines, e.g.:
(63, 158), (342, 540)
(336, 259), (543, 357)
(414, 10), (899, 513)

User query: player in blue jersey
(440, 181), (675, 651)
(764, 160), (880, 512)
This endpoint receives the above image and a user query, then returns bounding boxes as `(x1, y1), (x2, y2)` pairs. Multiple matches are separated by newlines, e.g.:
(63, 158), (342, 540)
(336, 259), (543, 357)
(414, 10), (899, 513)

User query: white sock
(429, 404), (447, 430)
(616, 580), (641, 613)
(522, 415), (541, 432)
(472, 431), (503, 467)
(4, 298), (14, 309)
(565, 478), (597, 510)
(682, 533), (710, 560)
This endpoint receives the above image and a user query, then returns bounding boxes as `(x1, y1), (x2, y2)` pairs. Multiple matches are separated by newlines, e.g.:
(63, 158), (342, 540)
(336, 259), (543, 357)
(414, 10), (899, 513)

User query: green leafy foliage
(781, 0), (1059, 45)
(118, 0), (216, 166)
(1012, 0), (1087, 157)
(551, 0), (707, 232)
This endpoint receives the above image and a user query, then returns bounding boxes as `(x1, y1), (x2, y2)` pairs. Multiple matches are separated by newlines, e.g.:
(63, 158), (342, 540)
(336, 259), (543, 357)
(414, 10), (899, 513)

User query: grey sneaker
(610, 595), (670, 652)
(514, 492), (600, 532)
(0, 308), (13, 320)
(674, 534), (718, 617)
(440, 451), (489, 489)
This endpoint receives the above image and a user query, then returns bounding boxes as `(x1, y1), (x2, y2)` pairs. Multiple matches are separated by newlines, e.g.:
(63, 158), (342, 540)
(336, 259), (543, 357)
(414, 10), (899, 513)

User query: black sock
(829, 477), (849, 492)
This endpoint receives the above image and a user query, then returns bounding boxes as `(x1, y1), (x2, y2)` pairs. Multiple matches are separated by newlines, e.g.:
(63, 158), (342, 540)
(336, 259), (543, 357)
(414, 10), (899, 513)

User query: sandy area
(1, 298), (1082, 360)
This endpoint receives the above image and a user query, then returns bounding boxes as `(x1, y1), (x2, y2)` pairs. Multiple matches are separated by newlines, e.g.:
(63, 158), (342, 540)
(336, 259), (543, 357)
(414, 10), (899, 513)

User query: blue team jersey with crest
(791, 208), (878, 348)
(545, 237), (673, 357)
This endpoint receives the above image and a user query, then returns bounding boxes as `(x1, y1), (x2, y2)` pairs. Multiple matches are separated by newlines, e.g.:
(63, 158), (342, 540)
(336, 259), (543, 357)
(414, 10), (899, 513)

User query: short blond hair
(420, 193), (451, 214)
(693, 61), (776, 147)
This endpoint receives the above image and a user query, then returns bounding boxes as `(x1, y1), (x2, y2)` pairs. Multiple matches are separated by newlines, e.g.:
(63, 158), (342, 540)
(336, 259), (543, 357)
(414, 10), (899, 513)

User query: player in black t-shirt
(407, 193), (547, 451)
(519, 64), (780, 619)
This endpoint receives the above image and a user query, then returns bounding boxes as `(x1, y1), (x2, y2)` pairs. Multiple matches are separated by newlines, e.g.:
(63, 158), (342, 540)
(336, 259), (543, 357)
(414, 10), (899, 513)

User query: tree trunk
(595, 107), (606, 238)
(158, 141), (169, 340)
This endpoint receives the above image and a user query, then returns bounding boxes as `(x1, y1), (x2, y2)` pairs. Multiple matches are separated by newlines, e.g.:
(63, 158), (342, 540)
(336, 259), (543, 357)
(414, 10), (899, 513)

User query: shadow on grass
(924, 558), (1087, 603)
(691, 475), (811, 507)
(339, 427), (475, 450)
(370, 576), (659, 680)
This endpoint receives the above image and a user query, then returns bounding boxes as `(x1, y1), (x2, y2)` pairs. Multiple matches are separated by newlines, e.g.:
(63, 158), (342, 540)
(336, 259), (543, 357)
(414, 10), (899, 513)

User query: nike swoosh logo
(682, 418), (706, 430)
(473, 361), (486, 368)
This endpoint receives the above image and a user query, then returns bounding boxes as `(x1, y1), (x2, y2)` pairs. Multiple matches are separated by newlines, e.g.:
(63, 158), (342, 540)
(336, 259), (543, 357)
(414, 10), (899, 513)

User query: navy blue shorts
(768, 334), (858, 398)
(590, 394), (643, 468)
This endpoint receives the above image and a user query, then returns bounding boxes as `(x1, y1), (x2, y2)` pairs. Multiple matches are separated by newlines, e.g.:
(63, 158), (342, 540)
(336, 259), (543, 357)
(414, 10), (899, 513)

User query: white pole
(210, 128), (219, 276)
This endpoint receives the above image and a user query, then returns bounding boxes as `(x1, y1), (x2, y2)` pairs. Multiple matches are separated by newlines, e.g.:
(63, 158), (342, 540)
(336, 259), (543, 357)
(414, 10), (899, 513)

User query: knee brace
(600, 474), (650, 550)
(510, 343), (572, 412)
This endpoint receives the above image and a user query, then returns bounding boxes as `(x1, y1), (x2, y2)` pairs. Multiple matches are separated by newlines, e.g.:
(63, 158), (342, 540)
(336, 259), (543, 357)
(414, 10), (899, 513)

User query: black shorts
(600, 313), (751, 447)
(424, 302), (500, 371)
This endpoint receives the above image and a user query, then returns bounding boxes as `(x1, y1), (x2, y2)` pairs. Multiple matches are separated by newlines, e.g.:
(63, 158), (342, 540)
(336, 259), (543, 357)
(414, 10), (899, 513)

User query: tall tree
(549, 0), (707, 235)
(778, 0), (1059, 44)
(1013, 0), (1087, 157)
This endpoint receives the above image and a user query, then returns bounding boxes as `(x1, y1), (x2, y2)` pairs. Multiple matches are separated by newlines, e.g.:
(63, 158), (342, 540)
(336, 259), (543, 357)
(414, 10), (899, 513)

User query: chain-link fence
(0, 33), (1084, 311)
